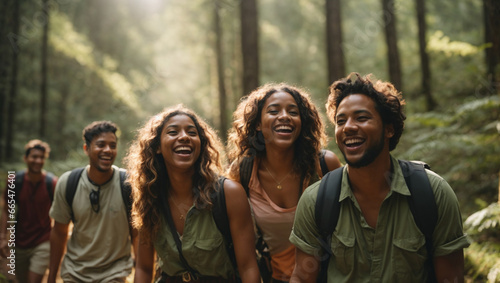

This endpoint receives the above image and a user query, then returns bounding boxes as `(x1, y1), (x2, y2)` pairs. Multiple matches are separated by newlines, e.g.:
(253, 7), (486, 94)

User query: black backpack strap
(45, 172), (55, 202)
(66, 167), (85, 222)
(119, 170), (133, 240)
(211, 177), (239, 274)
(14, 170), (26, 203)
(398, 160), (437, 282)
(319, 149), (329, 177)
(239, 156), (254, 197)
(161, 187), (201, 281)
(315, 166), (344, 283)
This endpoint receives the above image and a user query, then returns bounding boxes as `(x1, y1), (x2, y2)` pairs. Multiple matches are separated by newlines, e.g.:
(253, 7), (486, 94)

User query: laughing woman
(226, 83), (342, 283)
(125, 105), (260, 283)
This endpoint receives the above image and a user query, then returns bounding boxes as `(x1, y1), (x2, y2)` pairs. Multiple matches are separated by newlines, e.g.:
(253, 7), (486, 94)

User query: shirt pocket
(330, 234), (355, 275)
(392, 235), (427, 278)
(192, 237), (228, 271)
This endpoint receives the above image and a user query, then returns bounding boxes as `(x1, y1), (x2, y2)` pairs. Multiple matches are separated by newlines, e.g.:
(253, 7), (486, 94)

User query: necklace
(263, 163), (294, 190)
(170, 195), (190, 220)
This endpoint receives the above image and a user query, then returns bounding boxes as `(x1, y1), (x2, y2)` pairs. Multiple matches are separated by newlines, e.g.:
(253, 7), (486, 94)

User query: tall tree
(415, 0), (436, 110)
(214, 0), (227, 138)
(325, 0), (345, 85)
(381, 0), (402, 90)
(240, 0), (259, 97)
(483, 0), (500, 93)
(5, 0), (21, 161)
(0, 0), (11, 164)
(40, 0), (50, 138)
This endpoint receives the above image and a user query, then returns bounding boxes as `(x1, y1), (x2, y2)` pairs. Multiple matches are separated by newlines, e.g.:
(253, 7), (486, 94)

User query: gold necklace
(263, 163), (294, 190)
(170, 195), (190, 220)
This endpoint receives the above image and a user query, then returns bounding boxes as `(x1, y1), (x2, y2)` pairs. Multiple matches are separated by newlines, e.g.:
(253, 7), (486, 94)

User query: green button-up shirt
(154, 205), (235, 278)
(290, 156), (471, 282)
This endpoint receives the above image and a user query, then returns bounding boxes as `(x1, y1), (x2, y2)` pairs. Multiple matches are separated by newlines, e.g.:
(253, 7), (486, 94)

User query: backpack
(14, 170), (55, 203)
(212, 150), (328, 283)
(315, 160), (438, 283)
(64, 167), (133, 238)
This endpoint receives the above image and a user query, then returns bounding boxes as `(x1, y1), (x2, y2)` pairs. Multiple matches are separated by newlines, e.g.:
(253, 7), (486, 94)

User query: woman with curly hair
(125, 105), (259, 283)
(226, 83), (342, 282)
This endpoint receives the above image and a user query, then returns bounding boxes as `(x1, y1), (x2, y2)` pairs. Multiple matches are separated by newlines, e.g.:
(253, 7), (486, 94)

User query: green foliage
(398, 96), (500, 215)
(464, 203), (500, 282)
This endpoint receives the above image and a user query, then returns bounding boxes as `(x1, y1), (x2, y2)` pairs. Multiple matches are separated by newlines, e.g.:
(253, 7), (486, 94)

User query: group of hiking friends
(1, 73), (470, 283)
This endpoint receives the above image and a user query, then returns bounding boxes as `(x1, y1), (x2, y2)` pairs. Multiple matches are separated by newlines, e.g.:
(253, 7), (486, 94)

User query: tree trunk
(382, 0), (402, 91)
(214, 0), (227, 139)
(326, 0), (345, 85)
(0, 0), (12, 164)
(240, 0), (259, 97)
(6, 0), (21, 162)
(40, 0), (50, 138)
(415, 0), (436, 110)
(483, 0), (500, 94)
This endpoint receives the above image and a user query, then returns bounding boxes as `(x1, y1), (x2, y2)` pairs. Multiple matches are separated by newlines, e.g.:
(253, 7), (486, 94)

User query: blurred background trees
(0, 0), (498, 280)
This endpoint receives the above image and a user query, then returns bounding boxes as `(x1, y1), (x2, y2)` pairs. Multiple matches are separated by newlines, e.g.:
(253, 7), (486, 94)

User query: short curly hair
(82, 121), (119, 147)
(227, 83), (326, 183)
(326, 73), (406, 151)
(24, 139), (50, 158)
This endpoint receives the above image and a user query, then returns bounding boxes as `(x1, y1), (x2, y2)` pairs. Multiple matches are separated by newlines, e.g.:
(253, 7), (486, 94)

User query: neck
(263, 147), (295, 172)
(87, 166), (114, 185)
(347, 154), (392, 196)
(26, 170), (43, 183)
(167, 170), (194, 200)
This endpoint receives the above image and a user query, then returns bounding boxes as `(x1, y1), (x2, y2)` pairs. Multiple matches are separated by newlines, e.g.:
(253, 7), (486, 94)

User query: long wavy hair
(125, 105), (224, 242)
(226, 83), (327, 185)
(326, 73), (406, 151)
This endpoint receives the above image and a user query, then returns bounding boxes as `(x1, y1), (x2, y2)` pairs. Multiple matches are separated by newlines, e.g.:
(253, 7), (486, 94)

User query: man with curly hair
(48, 121), (136, 283)
(290, 73), (470, 282)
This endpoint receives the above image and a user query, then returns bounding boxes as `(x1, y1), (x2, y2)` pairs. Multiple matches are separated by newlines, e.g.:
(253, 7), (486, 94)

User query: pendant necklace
(170, 195), (190, 220)
(263, 163), (294, 190)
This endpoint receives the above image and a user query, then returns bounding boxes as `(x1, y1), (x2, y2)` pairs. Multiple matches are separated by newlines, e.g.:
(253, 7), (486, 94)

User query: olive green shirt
(290, 156), (471, 282)
(154, 205), (235, 278)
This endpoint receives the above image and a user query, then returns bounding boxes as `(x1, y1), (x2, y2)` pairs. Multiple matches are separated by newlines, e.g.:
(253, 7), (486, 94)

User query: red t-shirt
(3, 172), (57, 249)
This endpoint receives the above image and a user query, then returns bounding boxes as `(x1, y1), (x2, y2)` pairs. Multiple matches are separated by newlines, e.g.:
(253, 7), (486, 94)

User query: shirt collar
(339, 155), (411, 202)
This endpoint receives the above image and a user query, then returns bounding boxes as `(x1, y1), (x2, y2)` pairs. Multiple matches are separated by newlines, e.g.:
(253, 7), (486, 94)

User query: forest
(0, 0), (499, 281)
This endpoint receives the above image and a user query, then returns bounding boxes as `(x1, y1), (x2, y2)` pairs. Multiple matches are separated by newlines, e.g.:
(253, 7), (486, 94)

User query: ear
(83, 144), (89, 156)
(256, 122), (261, 131)
(385, 124), (395, 138)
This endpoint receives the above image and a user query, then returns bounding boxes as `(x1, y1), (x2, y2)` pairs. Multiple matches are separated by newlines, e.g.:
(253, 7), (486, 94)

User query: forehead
(91, 132), (117, 143)
(27, 148), (45, 157)
(337, 94), (377, 114)
(264, 91), (297, 107)
(164, 114), (196, 128)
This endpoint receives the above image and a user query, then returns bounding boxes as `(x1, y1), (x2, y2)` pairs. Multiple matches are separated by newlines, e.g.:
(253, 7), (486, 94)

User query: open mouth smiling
(274, 125), (293, 133)
(345, 138), (365, 148)
(174, 146), (193, 155)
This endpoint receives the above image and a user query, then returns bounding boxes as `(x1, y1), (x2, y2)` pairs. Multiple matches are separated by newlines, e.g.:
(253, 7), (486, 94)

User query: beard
(342, 130), (386, 169)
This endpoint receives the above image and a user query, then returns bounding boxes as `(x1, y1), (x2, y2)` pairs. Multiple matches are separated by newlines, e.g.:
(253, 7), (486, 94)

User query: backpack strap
(315, 166), (344, 283)
(319, 149), (329, 177)
(66, 167), (86, 222)
(211, 177), (239, 274)
(45, 172), (55, 202)
(119, 169), (134, 240)
(398, 160), (437, 282)
(14, 170), (26, 204)
(239, 156), (254, 197)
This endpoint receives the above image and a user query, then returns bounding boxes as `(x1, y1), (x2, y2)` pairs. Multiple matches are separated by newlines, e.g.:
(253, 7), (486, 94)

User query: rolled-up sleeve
(289, 181), (323, 257)
(49, 171), (72, 224)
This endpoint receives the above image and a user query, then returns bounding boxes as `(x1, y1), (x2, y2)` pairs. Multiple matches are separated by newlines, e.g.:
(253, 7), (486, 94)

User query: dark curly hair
(124, 105), (224, 243)
(326, 73), (406, 151)
(227, 83), (327, 184)
(82, 121), (119, 147)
